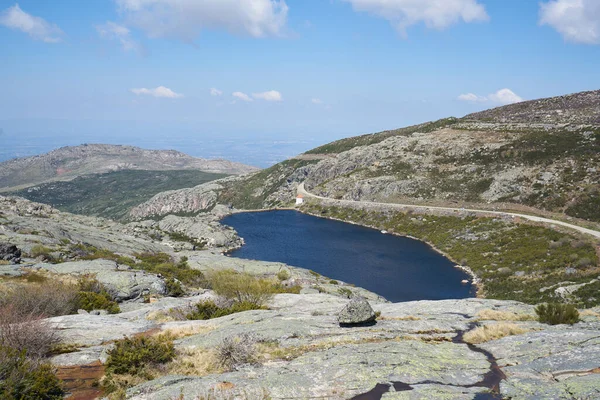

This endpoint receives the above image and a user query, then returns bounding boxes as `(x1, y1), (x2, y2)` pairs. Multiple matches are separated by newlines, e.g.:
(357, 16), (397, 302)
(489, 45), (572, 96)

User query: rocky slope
(0, 144), (258, 191)
(128, 90), (600, 224)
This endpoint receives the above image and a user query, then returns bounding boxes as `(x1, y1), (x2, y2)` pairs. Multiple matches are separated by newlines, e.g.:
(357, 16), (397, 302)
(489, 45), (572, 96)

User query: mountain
(128, 89), (600, 224)
(0, 143), (258, 191)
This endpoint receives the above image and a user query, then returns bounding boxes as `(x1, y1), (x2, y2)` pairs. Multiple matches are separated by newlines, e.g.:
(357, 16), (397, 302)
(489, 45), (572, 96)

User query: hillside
(12, 169), (229, 221)
(0, 143), (257, 191)
(129, 89), (600, 224)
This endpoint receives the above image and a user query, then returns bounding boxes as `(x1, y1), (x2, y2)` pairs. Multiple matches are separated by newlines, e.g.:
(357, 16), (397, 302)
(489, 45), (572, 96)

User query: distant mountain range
(0, 143), (258, 192)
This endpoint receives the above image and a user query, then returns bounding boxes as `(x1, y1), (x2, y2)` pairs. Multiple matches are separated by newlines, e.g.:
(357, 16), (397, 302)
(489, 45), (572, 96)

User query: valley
(1, 89), (600, 400)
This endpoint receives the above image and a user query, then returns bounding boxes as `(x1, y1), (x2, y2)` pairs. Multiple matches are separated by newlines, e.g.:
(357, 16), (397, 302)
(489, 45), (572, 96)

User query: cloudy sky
(1, 0), (599, 163)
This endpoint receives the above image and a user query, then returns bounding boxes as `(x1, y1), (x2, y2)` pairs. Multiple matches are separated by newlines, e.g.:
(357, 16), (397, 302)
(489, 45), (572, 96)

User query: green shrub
(208, 270), (300, 306)
(29, 245), (53, 258)
(106, 335), (175, 376)
(535, 303), (580, 325)
(77, 292), (120, 314)
(277, 269), (291, 281)
(164, 277), (185, 297)
(186, 300), (264, 320)
(133, 252), (207, 288)
(0, 345), (64, 399)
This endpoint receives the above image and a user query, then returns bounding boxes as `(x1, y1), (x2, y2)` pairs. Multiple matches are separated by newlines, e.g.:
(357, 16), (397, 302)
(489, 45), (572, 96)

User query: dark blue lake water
(221, 210), (475, 303)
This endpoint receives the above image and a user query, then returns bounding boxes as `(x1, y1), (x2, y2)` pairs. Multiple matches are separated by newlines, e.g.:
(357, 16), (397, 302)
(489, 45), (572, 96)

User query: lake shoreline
(222, 208), (475, 302)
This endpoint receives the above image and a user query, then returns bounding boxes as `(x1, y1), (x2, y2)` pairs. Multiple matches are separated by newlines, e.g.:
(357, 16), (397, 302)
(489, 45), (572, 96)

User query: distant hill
(12, 169), (229, 221)
(128, 89), (600, 223)
(0, 144), (257, 191)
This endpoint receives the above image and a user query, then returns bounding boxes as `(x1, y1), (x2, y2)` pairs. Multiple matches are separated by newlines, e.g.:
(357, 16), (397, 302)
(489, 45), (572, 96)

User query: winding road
(297, 182), (600, 239)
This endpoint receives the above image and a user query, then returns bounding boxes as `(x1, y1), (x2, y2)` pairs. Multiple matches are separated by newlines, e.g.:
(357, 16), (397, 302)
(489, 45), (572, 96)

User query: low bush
(277, 269), (290, 281)
(216, 333), (258, 371)
(164, 277), (185, 297)
(186, 300), (264, 321)
(134, 252), (207, 289)
(105, 335), (175, 376)
(535, 303), (580, 325)
(29, 245), (53, 258)
(0, 305), (61, 359)
(0, 345), (64, 400)
(208, 270), (299, 306)
(0, 281), (79, 318)
(77, 292), (120, 314)
(76, 276), (120, 313)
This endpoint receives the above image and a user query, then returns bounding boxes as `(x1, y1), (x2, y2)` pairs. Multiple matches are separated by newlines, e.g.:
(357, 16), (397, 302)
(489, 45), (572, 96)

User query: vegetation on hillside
(13, 170), (228, 221)
(218, 159), (319, 209)
(304, 118), (458, 155)
(303, 203), (600, 307)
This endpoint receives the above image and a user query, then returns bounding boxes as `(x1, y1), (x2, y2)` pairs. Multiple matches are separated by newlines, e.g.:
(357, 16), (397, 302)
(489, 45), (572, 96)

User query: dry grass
(477, 309), (536, 321)
(463, 323), (529, 344)
(146, 308), (189, 323)
(579, 309), (600, 319)
(0, 304), (62, 359)
(377, 315), (421, 321)
(159, 325), (214, 340)
(166, 347), (222, 376)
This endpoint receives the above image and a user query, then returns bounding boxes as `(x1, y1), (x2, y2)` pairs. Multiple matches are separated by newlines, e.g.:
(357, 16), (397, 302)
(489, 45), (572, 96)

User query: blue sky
(1, 0), (599, 166)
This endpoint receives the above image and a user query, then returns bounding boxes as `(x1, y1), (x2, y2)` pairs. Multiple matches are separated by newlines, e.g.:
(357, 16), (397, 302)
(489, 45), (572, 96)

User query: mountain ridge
(0, 143), (258, 191)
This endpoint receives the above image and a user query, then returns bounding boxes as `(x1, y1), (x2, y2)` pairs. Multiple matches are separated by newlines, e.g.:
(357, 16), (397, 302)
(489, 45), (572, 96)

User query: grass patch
(476, 309), (535, 321)
(463, 323), (529, 344)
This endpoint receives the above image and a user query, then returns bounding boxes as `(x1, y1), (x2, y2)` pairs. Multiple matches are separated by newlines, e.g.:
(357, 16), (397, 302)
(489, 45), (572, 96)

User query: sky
(1, 0), (600, 166)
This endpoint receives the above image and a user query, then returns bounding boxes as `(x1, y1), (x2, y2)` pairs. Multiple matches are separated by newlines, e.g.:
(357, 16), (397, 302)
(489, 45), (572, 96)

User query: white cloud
(232, 92), (253, 102)
(311, 98), (324, 104)
(131, 86), (183, 98)
(540, 0), (600, 44)
(252, 90), (283, 101)
(457, 93), (487, 102)
(341, 0), (488, 36)
(115, 0), (288, 41)
(210, 88), (223, 96)
(0, 4), (63, 43)
(488, 89), (523, 105)
(458, 88), (523, 105)
(96, 21), (142, 53)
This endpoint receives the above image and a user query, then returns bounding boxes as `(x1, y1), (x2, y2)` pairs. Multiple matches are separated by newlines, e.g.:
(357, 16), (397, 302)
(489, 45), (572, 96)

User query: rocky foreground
(46, 294), (600, 400)
(1, 195), (600, 399)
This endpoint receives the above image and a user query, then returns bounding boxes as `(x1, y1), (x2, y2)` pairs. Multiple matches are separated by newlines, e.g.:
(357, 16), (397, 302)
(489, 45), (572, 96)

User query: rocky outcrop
(129, 181), (224, 219)
(35, 259), (167, 301)
(0, 143), (258, 191)
(0, 242), (21, 264)
(337, 296), (377, 326)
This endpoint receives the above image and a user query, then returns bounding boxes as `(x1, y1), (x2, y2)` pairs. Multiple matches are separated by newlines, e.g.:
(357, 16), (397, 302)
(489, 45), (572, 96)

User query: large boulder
(0, 242), (21, 264)
(337, 297), (377, 326)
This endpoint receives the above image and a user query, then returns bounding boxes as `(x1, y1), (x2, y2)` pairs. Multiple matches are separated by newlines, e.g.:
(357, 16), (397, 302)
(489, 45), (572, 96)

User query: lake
(221, 210), (475, 303)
